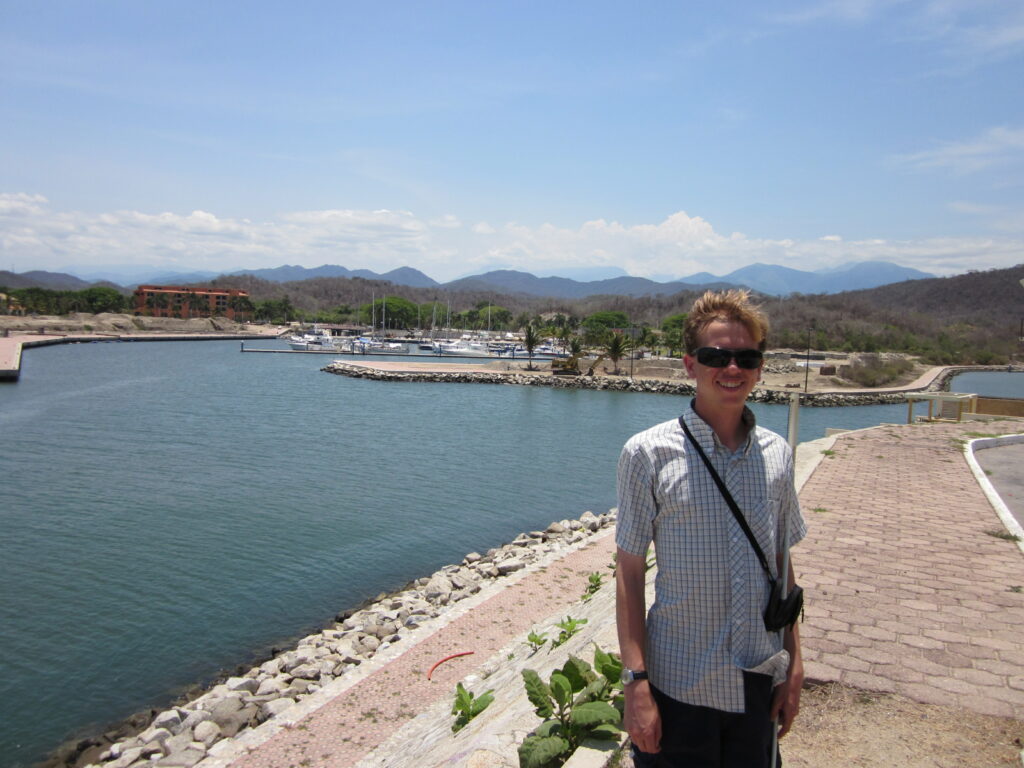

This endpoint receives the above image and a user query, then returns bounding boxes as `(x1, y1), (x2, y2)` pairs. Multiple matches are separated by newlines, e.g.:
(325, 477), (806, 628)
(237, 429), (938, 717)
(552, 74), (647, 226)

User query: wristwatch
(620, 668), (649, 685)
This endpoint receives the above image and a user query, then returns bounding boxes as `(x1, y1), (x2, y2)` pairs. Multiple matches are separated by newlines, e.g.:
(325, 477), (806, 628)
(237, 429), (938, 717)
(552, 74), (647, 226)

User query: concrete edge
(965, 434), (1024, 558)
(197, 527), (617, 767)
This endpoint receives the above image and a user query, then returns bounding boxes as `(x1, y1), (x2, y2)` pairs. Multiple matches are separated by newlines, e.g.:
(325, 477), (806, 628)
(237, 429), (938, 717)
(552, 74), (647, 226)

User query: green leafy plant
(527, 630), (549, 652)
(451, 682), (494, 733)
(550, 616), (588, 648)
(519, 646), (624, 768)
(581, 572), (604, 602)
(820, 449), (836, 457)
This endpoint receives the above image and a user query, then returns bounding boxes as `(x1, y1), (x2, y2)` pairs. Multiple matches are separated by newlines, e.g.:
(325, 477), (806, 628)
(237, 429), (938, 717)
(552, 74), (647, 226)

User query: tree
(361, 296), (418, 329)
(661, 328), (683, 358)
(661, 313), (687, 332)
(80, 286), (128, 314)
(604, 331), (629, 374)
(522, 324), (541, 370)
(582, 310), (630, 335)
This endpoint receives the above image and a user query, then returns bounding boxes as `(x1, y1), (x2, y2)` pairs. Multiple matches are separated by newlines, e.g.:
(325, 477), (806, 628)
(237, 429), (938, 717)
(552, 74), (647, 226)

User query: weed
(985, 529), (1021, 542)
(508, 653), (515, 660)
(1008, 586), (1022, 593)
(964, 431), (1010, 438)
(812, 507), (828, 513)
(821, 449), (837, 458)
(451, 681), (494, 733)
(551, 616), (588, 648)
(581, 572), (604, 602)
(527, 630), (548, 652)
(519, 646), (624, 768)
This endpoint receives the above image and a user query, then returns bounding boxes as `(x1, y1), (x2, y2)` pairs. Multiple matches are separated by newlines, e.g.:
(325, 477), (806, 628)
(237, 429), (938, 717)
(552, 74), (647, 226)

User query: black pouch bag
(764, 579), (804, 632)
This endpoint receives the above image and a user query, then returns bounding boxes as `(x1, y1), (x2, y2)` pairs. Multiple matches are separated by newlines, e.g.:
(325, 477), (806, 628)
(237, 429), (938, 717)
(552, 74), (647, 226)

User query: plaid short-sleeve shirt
(616, 403), (806, 713)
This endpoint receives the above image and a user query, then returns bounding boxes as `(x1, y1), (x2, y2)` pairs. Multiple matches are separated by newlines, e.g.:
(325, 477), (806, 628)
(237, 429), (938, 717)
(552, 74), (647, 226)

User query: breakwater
(322, 361), (910, 407)
(57, 511), (616, 768)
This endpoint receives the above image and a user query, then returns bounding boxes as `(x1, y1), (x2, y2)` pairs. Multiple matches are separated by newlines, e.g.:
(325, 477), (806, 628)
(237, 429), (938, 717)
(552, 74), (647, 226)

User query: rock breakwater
(321, 361), (909, 406)
(69, 511), (616, 768)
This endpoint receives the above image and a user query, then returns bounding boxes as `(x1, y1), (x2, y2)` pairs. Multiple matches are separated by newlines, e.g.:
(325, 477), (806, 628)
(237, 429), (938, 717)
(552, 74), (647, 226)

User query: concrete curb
(966, 434), (1024, 558)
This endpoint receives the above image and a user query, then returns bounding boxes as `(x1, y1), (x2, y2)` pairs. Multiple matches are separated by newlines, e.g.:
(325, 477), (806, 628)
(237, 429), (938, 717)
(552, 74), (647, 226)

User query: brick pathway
(797, 421), (1024, 718)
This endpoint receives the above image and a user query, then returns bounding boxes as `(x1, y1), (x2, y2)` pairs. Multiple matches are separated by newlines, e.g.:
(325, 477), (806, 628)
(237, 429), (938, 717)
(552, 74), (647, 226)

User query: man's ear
(683, 354), (696, 379)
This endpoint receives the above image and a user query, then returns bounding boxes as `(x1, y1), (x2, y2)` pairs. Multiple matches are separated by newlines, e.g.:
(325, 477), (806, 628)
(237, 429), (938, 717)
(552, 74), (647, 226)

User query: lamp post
(629, 325), (637, 379)
(804, 321), (815, 393)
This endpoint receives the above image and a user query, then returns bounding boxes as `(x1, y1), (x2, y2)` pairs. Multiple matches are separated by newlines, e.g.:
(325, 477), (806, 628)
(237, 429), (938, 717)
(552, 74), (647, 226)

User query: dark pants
(632, 672), (780, 768)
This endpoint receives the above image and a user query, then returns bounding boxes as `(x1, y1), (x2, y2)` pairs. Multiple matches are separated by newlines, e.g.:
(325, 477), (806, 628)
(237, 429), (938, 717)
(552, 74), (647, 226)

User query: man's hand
(624, 680), (661, 754)
(770, 665), (803, 738)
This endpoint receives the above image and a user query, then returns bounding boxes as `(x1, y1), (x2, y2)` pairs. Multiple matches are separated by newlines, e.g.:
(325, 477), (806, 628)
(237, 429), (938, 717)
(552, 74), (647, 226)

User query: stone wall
(322, 361), (909, 407)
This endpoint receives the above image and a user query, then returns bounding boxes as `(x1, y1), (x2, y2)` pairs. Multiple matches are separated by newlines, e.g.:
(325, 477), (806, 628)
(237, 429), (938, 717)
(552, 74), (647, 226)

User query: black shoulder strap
(678, 415), (775, 582)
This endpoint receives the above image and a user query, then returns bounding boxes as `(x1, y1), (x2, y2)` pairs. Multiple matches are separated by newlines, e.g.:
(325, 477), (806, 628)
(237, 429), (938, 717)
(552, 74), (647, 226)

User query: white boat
(289, 327), (343, 351)
(352, 337), (411, 355)
(435, 340), (492, 357)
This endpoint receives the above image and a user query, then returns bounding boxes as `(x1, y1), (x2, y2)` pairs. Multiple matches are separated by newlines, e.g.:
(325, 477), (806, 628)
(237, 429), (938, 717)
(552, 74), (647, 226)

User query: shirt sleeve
(779, 452), (807, 550)
(616, 438), (658, 556)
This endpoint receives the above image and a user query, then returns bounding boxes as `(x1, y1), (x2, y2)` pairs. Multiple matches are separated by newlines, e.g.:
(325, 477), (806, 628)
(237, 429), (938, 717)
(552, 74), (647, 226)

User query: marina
(0, 338), (1020, 768)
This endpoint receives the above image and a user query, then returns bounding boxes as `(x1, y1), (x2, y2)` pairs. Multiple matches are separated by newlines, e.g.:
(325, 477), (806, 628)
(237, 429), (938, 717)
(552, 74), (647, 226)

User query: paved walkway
(195, 420), (1023, 768)
(797, 422), (1024, 718)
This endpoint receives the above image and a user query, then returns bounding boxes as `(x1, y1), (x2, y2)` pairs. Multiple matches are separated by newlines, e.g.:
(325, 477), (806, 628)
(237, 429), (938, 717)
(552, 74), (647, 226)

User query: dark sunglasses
(694, 347), (763, 369)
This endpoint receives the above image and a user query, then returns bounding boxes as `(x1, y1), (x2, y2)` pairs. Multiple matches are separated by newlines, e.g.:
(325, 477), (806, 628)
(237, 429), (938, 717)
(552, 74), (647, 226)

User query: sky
(2, 0), (1024, 283)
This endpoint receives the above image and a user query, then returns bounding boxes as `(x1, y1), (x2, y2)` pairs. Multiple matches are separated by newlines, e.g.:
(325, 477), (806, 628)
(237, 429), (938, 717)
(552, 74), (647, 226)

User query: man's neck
(692, 400), (748, 451)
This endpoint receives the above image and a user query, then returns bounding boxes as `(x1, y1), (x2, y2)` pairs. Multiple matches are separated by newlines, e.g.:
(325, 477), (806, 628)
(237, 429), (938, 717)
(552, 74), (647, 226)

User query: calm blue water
(950, 370), (1024, 399)
(0, 341), (1014, 767)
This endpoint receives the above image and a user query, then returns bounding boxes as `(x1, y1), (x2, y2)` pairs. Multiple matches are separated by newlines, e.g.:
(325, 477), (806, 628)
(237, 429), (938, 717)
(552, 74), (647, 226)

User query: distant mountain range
(8, 260), (935, 298)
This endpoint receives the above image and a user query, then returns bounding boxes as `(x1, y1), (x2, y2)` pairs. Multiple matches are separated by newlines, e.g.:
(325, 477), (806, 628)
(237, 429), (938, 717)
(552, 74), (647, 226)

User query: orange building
(132, 285), (253, 321)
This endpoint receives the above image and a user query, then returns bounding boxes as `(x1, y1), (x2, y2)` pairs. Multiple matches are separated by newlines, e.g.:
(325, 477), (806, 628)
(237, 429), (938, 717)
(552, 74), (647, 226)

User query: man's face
(683, 320), (762, 413)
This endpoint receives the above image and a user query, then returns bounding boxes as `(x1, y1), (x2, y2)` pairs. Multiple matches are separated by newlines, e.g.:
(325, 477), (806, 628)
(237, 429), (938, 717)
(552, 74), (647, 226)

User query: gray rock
(261, 698), (296, 718)
(164, 731), (194, 756)
(496, 559), (525, 575)
(207, 695), (244, 723)
(256, 676), (289, 696)
(217, 704), (259, 738)
(224, 676), (259, 694)
(139, 726), (172, 749)
(358, 634), (380, 653)
(424, 574), (453, 601)
(180, 710), (212, 731)
(193, 720), (221, 747)
(105, 746), (144, 768)
(289, 663), (321, 680)
(154, 747), (205, 767)
(152, 709), (184, 734)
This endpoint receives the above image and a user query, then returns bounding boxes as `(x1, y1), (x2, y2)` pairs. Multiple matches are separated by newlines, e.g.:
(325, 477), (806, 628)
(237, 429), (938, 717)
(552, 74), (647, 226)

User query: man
(616, 289), (805, 767)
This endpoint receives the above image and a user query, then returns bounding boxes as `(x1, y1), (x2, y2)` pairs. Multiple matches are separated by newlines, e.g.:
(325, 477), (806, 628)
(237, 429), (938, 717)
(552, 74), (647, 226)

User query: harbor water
(0, 340), (1017, 767)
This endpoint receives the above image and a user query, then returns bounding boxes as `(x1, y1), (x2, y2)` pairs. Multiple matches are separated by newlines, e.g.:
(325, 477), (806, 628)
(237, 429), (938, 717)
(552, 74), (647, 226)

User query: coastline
(45, 512), (618, 768)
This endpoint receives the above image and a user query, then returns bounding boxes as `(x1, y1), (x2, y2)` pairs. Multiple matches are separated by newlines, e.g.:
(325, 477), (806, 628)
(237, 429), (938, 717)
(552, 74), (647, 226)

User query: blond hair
(684, 289), (769, 353)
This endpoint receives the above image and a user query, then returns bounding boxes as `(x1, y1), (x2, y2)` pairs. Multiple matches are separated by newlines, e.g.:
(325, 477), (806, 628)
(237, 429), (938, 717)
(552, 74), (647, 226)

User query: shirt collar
(682, 400), (757, 456)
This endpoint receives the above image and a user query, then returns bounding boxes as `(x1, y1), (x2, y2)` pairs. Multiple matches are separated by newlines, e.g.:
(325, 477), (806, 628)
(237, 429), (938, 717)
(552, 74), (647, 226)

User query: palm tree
(604, 332), (628, 375)
(662, 328), (683, 358)
(523, 324), (541, 370)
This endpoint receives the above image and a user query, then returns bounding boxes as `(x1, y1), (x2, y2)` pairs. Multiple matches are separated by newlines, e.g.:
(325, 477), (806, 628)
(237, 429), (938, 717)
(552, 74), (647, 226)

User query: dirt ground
(617, 683), (1024, 767)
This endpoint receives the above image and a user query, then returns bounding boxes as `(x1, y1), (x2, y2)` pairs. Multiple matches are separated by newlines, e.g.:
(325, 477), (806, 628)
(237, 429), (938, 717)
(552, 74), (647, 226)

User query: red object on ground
(426, 651), (474, 680)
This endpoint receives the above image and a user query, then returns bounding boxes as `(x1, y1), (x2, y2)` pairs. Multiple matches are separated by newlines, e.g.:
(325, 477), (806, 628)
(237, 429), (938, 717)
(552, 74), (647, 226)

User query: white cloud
(1, 193), (1021, 282)
(894, 125), (1024, 175)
